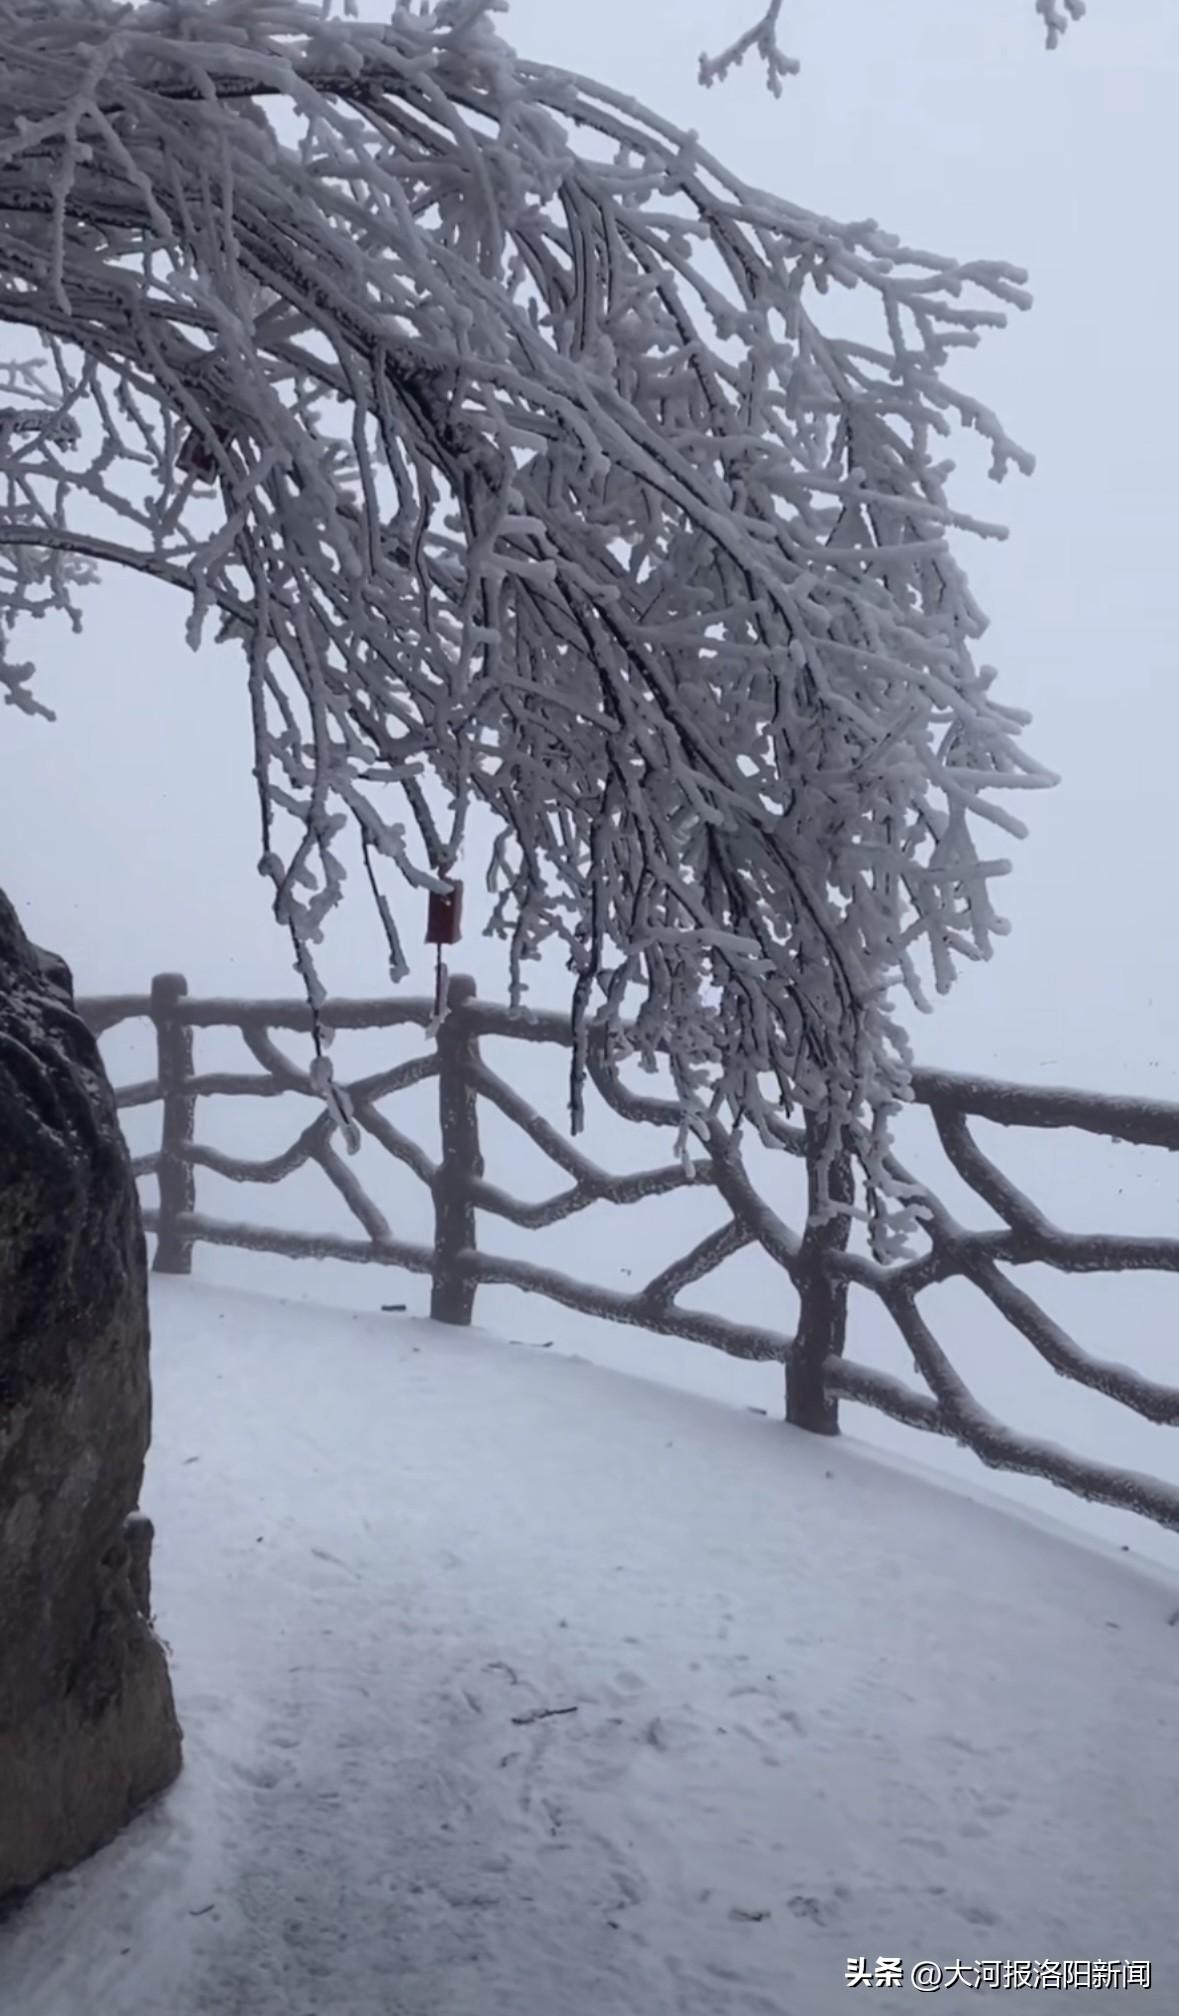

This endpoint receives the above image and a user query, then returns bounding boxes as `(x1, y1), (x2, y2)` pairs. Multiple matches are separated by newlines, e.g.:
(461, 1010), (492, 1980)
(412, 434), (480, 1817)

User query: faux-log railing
(79, 973), (1179, 1537)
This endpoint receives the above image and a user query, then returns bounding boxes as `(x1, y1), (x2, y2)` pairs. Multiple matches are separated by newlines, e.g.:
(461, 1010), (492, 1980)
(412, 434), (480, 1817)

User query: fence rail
(79, 973), (1179, 1538)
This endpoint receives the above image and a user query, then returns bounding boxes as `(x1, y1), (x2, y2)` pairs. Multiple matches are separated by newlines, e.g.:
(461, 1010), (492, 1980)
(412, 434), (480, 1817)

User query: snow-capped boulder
(0, 890), (181, 1904)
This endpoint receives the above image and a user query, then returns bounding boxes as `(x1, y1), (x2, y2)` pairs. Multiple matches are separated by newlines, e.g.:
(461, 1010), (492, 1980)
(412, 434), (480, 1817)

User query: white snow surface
(3, 1278), (1177, 2016)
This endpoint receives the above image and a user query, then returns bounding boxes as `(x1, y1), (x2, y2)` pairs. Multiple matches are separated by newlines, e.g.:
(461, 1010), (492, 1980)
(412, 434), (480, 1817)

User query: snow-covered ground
(2, 1278), (1175, 2015)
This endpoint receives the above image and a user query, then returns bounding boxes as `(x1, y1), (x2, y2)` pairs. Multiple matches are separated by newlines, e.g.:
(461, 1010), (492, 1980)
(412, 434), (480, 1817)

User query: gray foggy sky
(3, 0), (1176, 1095)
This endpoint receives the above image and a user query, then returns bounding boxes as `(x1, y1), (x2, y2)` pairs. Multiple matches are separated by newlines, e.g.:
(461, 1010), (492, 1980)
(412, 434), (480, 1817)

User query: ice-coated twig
(701, 0), (1087, 91)
(0, 0), (1055, 1230)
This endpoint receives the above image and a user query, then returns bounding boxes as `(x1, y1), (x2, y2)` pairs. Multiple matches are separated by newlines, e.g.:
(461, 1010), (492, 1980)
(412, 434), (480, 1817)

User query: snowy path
(3, 1281), (1177, 2014)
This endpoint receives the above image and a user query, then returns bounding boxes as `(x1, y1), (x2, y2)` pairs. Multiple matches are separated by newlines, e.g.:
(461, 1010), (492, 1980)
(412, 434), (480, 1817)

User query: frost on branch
(1033, 0), (1087, 49)
(0, 0), (1053, 1234)
(701, 0), (1087, 92)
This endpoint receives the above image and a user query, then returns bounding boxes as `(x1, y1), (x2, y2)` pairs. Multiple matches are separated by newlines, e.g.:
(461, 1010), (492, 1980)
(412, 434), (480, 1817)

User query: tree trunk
(0, 890), (181, 1907)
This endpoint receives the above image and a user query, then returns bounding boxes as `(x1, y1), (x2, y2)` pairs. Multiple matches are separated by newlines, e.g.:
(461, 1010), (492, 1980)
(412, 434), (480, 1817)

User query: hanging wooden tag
(425, 882), (463, 946)
(177, 419), (235, 481)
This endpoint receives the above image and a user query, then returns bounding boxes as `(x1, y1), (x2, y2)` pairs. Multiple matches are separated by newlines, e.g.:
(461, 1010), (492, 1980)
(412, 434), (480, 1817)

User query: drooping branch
(0, 0), (1053, 1233)
(702, 0), (1088, 93)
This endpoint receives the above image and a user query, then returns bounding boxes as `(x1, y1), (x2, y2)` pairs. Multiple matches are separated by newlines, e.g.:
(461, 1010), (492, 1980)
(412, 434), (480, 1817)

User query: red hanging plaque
(425, 882), (463, 946)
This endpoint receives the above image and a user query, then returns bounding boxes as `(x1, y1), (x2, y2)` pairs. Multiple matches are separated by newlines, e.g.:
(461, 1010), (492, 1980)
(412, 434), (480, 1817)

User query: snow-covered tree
(0, 0), (1058, 1237)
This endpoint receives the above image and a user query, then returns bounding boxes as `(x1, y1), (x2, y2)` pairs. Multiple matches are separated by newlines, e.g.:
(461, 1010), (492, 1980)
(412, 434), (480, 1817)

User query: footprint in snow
(956, 1900), (1002, 1929)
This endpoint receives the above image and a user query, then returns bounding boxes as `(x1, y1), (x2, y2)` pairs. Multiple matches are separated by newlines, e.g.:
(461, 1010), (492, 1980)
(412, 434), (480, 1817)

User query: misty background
(2, 0), (1177, 1566)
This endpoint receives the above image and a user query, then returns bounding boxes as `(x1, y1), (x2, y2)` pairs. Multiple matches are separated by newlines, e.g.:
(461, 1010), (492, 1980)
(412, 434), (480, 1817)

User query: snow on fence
(79, 974), (1179, 1536)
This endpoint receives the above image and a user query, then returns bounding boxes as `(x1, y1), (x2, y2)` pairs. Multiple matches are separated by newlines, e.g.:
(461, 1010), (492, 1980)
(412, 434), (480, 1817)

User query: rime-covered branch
(702, 0), (1087, 93)
(0, 0), (1054, 1228)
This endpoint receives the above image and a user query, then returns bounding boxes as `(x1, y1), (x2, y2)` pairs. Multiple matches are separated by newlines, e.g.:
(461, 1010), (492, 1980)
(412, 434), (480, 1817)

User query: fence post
(786, 1111), (853, 1434)
(431, 973), (482, 1324)
(151, 972), (196, 1276)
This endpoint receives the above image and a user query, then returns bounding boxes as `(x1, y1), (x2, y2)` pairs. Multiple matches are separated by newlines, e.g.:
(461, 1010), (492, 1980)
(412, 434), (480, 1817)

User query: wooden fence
(79, 973), (1179, 1536)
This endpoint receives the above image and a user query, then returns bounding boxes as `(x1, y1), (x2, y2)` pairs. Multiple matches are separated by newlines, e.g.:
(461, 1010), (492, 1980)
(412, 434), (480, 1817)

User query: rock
(0, 891), (182, 1905)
